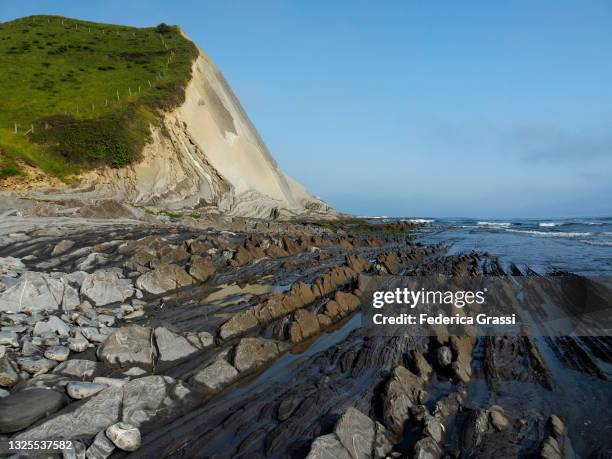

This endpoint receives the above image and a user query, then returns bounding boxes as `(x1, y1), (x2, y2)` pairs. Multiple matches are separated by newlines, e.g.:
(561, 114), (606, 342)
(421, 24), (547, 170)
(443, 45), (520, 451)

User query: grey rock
(383, 366), (425, 437)
(186, 331), (214, 349)
(414, 436), (442, 459)
(123, 309), (145, 319)
(32, 333), (60, 347)
(62, 439), (86, 459)
(306, 433), (352, 459)
(424, 416), (443, 442)
(373, 421), (394, 459)
(14, 385), (123, 440)
(0, 388), (9, 397)
(121, 376), (191, 427)
(490, 409), (510, 431)
(437, 346), (452, 367)
(0, 388), (67, 433)
(106, 422), (141, 451)
(34, 315), (71, 337)
(0, 272), (78, 313)
(61, 271), (88, 288)
(93, 377), (127, 388)
(67, 381), (107, 399)
(18, 357), (57, 374)
(412, 350), (433, 380)
(97, 325), (156, 367)
(0, 331), (18, 347)
(233, 337), (279, 373)
(54, 359), (100, 379)
(452, 359), (472, 383)
(97, 314), (115, 327)
(154, 327), (198, 362)
(550, 414), (567, 438)
(86, 430), (115, 459)
(123, 367), (147, 377)
(192, 359), (238, 391)
(81, 271), (134, 306)
(541, 436), (562, 459)
(334, 407), (375, 459)
(0, 256), (26, 275)
(197, 331), (214, 348)
(20, 373), (69, 391)
(68, 337), (90, 353)
(135, 264), (194, 295)
(219, 310), (259, 340)
(76, 252), (108, 271)
(51, 240), (75, 257)
(44, 345), (70, 362)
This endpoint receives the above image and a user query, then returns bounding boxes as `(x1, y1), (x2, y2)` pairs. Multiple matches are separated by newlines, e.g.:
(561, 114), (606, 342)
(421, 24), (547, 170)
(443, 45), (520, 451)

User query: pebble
(44, 345), (70, 362)
(93, 376), (127, 388)
(0, 331), (19, 347)
(18, 357), (57, 374)
(106, 422), (141, 451)
(68, 337), (90, 352)
(66, 381), (107, 399)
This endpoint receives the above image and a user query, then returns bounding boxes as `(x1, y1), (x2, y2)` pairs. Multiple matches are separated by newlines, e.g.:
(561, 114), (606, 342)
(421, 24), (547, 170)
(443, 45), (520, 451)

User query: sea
(372, 217), (612, 276)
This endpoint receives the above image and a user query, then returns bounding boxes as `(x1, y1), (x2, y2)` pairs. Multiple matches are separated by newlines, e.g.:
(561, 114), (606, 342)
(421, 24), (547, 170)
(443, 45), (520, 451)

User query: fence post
(14, 123), (17, 134)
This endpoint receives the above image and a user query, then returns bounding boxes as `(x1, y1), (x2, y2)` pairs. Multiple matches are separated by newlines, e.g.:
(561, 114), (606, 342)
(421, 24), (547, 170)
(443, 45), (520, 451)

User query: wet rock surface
(0, 217), (609, 458)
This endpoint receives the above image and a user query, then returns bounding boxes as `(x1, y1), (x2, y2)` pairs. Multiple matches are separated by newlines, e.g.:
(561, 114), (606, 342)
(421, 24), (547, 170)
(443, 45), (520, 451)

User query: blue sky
(2, 1), (611, 218)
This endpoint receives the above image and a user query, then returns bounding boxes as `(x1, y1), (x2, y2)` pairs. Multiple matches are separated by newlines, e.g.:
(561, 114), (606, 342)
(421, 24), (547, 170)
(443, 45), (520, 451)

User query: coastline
(0, 213), (610, 457)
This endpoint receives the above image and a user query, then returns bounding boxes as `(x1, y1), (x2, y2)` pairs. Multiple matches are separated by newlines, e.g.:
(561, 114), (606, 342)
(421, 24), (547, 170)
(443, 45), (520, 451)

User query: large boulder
(97, 325), (157, 367)
(334, 407), (375, 459)
(383, 366), (425, 437)
(289, 309), (320, 343)
(14, 376), (191, 441)
(14, 385), (123, 440)
(121, 376), (192, 426)
(188, 256), (216, 282)
(219, 310), (259, 340)
(306, 433), (352, 459)
(192, 359), (239, 391)
(0, 388), (67, 433)
(81, 270), (134, 306)
(154, 327), (199, 363)
(233, 338), (279, 373)
(0, 272), (79, 313)
(135, 264), (194, 295)
(54, 359), (101, 379)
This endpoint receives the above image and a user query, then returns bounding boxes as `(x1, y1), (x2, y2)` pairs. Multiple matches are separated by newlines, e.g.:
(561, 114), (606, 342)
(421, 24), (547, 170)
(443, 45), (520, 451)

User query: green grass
(0, 15), (197, 179)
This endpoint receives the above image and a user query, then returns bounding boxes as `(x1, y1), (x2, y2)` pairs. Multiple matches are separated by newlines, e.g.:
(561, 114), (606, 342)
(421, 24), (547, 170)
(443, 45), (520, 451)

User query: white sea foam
(581, 240), (612, 247)
(506, 229), (592, 238)
(539, 222), (559, 227)
(477, 221), (512, 227)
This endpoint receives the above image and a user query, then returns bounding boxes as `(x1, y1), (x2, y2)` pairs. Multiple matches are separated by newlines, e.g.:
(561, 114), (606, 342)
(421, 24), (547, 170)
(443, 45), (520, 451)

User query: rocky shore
(0, 215), (610, 458)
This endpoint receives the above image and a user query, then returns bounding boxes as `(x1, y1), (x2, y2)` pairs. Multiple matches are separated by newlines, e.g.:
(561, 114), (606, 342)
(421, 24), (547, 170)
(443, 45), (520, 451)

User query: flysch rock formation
(10, 43), (332, 220)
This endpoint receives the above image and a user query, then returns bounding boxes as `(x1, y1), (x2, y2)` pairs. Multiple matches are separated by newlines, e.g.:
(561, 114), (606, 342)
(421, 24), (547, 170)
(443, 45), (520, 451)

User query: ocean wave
(477, 221), (512, 227)
(581, 240), (612, 247)
(506, 229), (592, 238)
(539, 222), (561, 227)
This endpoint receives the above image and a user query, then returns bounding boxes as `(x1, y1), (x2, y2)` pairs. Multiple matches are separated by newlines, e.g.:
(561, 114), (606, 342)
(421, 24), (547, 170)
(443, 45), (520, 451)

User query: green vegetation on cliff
(0, 15), (197, 179)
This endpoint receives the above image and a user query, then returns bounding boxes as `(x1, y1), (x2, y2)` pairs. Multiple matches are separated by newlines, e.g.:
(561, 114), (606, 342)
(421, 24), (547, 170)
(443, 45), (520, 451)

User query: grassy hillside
(0, 15), (197, 180)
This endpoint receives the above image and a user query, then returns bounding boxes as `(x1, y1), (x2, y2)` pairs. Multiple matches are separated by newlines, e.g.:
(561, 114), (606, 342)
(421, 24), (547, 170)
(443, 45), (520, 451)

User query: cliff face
(75, 50), (330, 218)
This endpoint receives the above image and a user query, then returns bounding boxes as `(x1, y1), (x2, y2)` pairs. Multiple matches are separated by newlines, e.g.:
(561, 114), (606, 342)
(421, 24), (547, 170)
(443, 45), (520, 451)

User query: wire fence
(2, 16), (180, 136)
